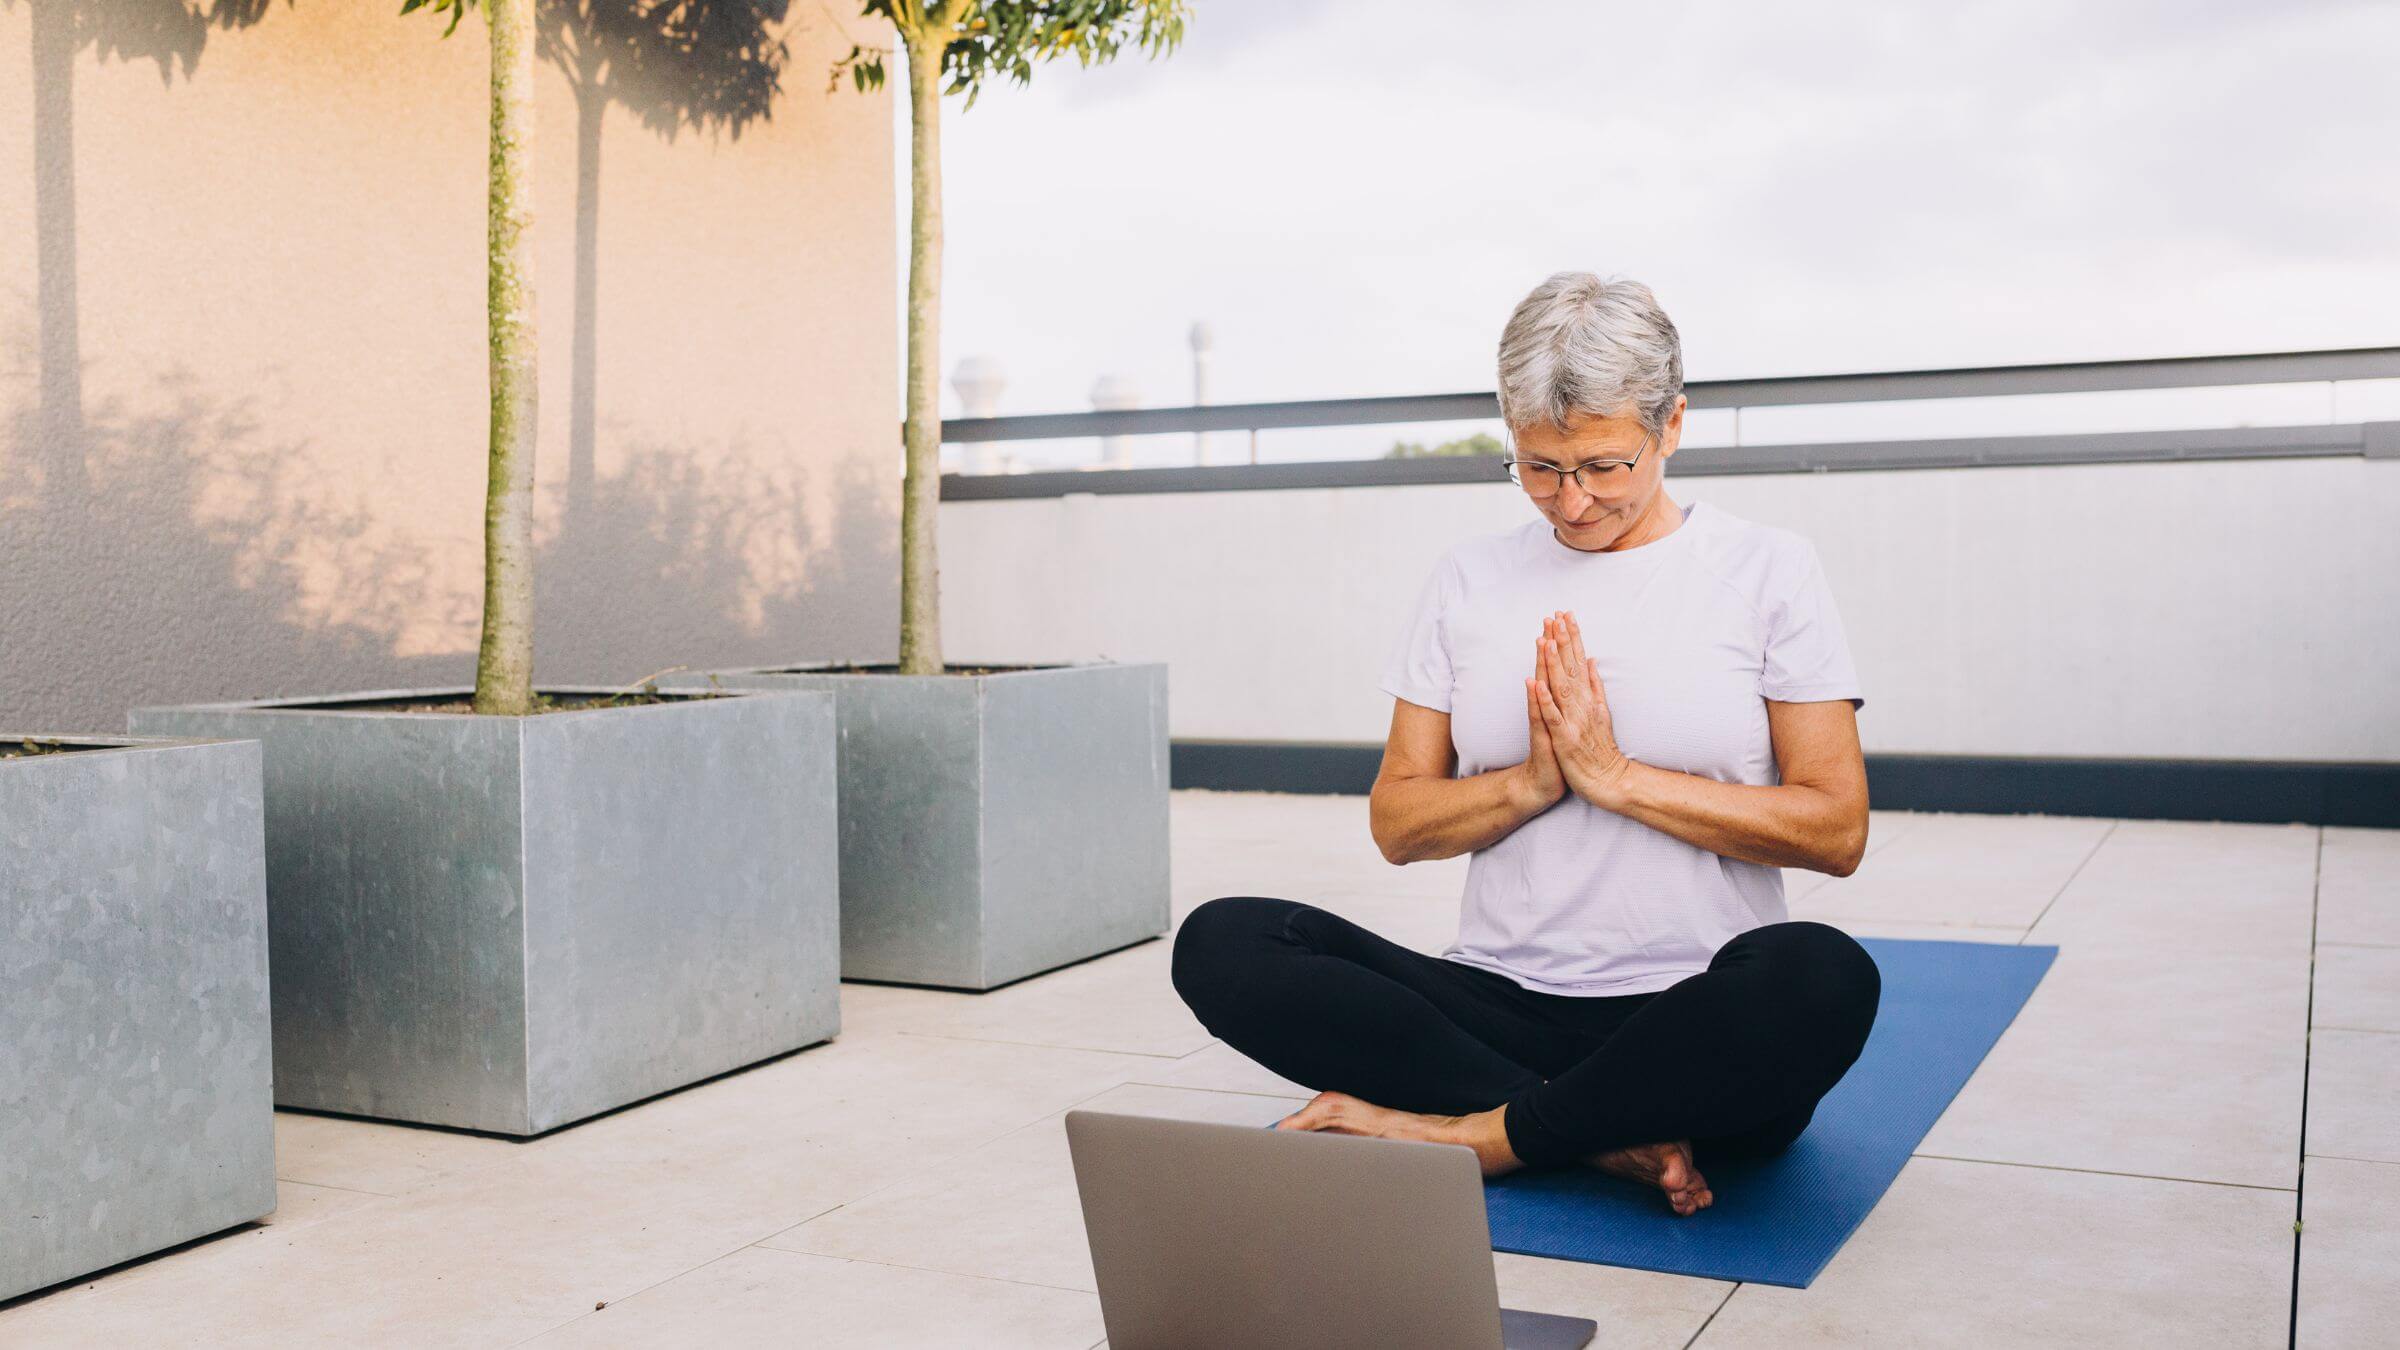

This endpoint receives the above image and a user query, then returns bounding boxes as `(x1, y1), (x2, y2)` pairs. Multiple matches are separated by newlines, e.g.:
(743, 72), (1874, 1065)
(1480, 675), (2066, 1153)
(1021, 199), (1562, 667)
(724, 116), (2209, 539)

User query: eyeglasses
(1503, 428), (1655, 496)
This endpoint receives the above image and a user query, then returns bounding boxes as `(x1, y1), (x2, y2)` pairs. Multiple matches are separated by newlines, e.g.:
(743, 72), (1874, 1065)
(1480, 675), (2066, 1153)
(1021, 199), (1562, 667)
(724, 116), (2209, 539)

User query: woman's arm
(1369, 641), (1570, 863)
(1533, 612), (1869, 876)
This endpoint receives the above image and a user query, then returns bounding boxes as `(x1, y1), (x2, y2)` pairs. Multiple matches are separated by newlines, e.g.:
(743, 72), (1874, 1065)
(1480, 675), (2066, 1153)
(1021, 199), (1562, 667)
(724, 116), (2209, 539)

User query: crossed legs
(1169, 896), (1881, 1213)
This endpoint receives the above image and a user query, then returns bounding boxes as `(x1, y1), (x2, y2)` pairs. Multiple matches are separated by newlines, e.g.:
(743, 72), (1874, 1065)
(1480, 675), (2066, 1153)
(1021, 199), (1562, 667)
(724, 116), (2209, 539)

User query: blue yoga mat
(1480, 937), (2055, 1289)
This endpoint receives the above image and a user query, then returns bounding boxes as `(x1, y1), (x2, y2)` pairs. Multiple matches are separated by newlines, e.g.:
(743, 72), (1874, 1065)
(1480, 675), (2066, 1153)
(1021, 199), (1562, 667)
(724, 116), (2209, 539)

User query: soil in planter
(2, 737), (108, 759)
(767, 663), (1057, 677)
(290, 686), (730, 716)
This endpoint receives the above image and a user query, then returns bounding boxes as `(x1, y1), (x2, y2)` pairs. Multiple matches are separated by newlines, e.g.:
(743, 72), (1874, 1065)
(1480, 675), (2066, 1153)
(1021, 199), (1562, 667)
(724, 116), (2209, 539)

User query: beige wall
(0, 1), (899, 732)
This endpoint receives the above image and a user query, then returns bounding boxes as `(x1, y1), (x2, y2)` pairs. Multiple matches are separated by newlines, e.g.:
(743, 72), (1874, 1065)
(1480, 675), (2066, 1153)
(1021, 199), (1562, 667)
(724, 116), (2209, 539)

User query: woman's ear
(1659, 394), (1689, 461)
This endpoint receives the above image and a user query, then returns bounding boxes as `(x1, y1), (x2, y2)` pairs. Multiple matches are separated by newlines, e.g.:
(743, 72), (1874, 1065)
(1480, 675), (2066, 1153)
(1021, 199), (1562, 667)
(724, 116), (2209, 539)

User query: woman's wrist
(1507, 762), (1561, 816)
(1579, 755), (1644, 814)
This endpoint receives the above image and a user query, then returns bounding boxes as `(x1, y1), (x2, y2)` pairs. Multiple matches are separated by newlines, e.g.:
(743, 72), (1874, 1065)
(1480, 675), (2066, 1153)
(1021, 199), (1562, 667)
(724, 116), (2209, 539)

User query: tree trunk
(567, 73), (603, 535)
(474, 0), (540, 715)
(894, 35), (946, 676)
(29, 0), (89, 509)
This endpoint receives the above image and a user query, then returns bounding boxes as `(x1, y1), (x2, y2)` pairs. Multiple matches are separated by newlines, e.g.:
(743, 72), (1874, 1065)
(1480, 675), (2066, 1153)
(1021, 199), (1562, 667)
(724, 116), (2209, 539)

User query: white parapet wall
(940, 455), (2400, 763)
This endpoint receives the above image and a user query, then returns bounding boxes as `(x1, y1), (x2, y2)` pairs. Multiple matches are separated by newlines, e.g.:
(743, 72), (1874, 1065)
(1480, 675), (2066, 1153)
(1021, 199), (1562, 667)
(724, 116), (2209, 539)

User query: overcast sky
(903, 0), (2400, 454)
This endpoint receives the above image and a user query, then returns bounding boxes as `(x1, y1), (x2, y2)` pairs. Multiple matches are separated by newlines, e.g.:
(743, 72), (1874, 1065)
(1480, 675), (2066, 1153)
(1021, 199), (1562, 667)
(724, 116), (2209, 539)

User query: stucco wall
(0, 1), (898, 732)
(938, 453), (2400, 763)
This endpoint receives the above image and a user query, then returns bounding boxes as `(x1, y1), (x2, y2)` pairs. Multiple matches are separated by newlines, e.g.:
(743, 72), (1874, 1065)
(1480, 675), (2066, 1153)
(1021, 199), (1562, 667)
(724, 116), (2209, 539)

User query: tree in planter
(406, 0), (793, 713)
(837, 0), (1187, 675)
(404, 0), (541, 713)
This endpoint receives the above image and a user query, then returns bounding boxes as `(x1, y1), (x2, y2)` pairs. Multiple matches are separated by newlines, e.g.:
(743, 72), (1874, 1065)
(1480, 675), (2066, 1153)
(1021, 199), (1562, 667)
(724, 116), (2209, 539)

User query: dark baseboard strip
(1169, 741), (2400, 828)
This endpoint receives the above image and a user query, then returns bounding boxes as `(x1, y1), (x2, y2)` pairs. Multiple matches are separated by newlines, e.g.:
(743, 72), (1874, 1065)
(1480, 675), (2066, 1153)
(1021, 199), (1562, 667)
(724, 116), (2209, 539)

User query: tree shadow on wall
(0, 365), (461, 732)
(0, 359), (899, 730)
(8, 0), (288, 511)
(541, 0), (791, 533)
(534, 437), (897, 685)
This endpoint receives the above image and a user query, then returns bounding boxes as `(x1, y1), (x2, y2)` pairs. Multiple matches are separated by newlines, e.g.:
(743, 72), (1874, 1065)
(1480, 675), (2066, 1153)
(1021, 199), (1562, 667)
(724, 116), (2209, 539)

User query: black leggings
(1170, 897), (1882, 1170)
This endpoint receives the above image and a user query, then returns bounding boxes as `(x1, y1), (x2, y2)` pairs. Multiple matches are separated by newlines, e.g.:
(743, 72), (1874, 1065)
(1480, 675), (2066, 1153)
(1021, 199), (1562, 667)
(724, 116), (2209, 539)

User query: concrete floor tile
(522, 1030), (1153, 1191)
(2297, 1155), (2400, 1349)
(760, 1083), (1291, 1295)
(256, 1180), (387, 1231)
(1128, 1042), (1312, 1100)
(272, 1110), (524, 1197)
(0, 1033), (1154, 1344)
(0, 1181), (384, 1326)
(2028, 819), (2320, 959)
(1795, 812), (2115, 929)
(5, 796), (2379, 1346)
(1694, 1158), (2293, 1348)
(0, 1147), (854, 1346)
(1492, 1256), (1730, 1350)
(2313, 945), (2400, 1032)
(2318, 828), (2400, 948)
(1919, 943), (2307, 1189)
(2304, 1029), (2400, 1164)
(519, 1249), (1105, 1350)
(839, 940), (1210, 1059)
(768, 1080), (1729, 1350)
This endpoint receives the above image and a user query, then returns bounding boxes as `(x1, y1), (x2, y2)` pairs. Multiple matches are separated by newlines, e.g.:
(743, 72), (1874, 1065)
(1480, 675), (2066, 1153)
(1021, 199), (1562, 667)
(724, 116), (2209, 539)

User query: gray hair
(1496, 272), (1684, 436)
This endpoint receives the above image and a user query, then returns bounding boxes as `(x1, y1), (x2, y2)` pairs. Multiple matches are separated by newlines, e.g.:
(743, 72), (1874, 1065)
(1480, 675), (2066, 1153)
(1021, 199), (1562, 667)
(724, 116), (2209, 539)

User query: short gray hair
(1496, 272), (1684, 436)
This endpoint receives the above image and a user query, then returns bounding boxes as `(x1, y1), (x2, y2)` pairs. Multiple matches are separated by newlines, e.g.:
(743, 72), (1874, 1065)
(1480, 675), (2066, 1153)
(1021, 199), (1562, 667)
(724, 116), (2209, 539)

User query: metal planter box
(3, 735), (275, 1302)
(128, 689), (839, 1136)
(665, 662), (1169, 990)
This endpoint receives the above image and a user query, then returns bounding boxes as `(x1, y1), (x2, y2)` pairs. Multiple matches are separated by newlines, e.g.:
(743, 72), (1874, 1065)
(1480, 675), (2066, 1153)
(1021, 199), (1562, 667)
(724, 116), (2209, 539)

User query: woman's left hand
(1533, 611), (1637, 811)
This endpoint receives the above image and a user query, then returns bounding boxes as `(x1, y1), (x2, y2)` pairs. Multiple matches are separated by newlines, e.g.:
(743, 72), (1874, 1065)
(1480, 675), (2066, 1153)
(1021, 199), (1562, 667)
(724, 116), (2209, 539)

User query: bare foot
(1275, 1090), (1522, 1176)
(1589, 1139), (1714, 1217)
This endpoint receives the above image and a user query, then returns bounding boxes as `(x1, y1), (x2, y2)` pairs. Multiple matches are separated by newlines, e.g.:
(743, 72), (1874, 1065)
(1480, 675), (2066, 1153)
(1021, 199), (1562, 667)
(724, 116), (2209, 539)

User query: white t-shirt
(1378, 498), (1864, 996)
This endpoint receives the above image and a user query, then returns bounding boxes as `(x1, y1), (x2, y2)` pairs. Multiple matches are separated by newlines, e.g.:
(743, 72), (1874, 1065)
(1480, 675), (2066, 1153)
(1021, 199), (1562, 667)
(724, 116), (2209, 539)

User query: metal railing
(935, 345), (2400, 499)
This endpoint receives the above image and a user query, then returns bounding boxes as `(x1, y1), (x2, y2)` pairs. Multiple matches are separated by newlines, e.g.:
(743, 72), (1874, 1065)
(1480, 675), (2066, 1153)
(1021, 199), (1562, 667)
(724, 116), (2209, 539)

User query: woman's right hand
(1518, 634), (1569, 811)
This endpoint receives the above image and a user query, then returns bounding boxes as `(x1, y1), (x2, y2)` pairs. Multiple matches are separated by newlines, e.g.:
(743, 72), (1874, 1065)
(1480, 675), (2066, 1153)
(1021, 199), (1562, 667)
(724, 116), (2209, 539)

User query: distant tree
(1384, 431), (1505, 460)
(836, 1), (1187, 675)
(10, 0), (285, 507)
(539, 1), (790, 528)
(405, 0), (542, 714)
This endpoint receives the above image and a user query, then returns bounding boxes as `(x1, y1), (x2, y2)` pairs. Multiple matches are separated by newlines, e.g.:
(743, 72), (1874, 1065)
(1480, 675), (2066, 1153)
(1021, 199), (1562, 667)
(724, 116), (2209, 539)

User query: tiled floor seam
(2290, 827), (2326, 1347)
(266, 1176), (419, 1201)
(1908, 1151), (2297, 1193)
(1120, 1080), (1310, 1103)
(2018, 818), (2121, 944)
(740, 1082), (1173, 1247)
(495, 1230), (822, 1350)
(2304, 1151), (2400, 1165)
(505, 1204), (882, 1349)
(890, 1029), (1195, 1059)
(750, 1246), (1102, 1299)
(1679, 1281), (1741, 1347)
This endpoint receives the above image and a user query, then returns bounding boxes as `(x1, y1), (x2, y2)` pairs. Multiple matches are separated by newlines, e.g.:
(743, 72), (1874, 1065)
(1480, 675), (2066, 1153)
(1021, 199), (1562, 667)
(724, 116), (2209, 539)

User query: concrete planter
(3, 735), (275, 1302)
(664, 662), (1169, 990)
(127, 688), (839, 1136)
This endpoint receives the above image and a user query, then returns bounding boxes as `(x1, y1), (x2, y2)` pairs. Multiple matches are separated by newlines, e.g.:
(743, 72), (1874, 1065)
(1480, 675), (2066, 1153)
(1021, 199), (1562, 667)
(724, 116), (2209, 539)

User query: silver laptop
(1065, 1110), (1598, 1350)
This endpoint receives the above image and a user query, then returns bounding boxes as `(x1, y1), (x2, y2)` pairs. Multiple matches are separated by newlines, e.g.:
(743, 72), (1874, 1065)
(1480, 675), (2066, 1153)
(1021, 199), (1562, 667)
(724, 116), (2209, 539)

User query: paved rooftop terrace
(3, 792), (2391, 1347)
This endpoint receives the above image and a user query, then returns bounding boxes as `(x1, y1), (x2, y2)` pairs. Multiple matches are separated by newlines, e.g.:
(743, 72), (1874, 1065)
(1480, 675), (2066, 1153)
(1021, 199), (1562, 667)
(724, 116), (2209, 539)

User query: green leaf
(400, 0), (473, 38)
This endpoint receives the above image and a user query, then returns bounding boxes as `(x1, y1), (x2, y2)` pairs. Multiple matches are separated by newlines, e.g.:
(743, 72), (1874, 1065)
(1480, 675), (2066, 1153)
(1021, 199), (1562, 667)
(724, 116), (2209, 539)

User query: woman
(1171, 272), (1881, 1217)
